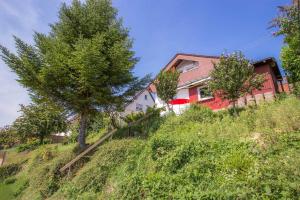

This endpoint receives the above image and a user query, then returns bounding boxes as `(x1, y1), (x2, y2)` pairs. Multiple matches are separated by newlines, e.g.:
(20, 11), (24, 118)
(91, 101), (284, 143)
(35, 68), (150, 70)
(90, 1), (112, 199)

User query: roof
(148, 53), (283, 92)
(252, 57), (282, 79)
(124, 88), (155, 108)
(161, 53), (220, 72)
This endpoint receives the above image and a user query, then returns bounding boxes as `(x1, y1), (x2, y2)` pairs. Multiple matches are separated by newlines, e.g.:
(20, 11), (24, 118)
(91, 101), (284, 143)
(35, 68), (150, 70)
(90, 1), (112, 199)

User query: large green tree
(0, 0), (149, 148)
(209, 52), (264, 115)
(272, 2), (300, 90)
(154, 70), (180, 111)
(13, 102), (67, 144)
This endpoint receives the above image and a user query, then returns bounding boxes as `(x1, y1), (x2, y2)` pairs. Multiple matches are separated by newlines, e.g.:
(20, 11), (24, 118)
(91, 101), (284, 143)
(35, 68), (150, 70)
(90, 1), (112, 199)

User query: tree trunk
(232, 100), (238, 117)
(167, 102), (174, 113)
(78, 112), (88, 149)
(252, 93), (257, 106)
(39, 135), (44, 145)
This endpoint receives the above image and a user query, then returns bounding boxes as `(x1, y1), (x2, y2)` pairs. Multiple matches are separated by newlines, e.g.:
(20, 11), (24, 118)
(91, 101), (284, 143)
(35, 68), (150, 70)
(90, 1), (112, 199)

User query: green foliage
(19, 145), (76, 199)
(2, 97), (300, 200)
(181, 104), (216, 123)
(272, 4), (300, 84)
(123, 112), (145, 124)
(12, 102), (67, 144)
(16, 139), (46, 152)
(0, 0), (150, 149)
(51, 139), (145, 199)
(0, 163), (21, 182)
(154, 70), (180, 109)
(209, 51), (265, 110)
(292, 81), (300, 96)
(0, 125), (19, 149)
(281, 45), (300, 83)
(114, 107), (164, 139)
(87, 112), (110, 133)
(116, 97), (300, 199)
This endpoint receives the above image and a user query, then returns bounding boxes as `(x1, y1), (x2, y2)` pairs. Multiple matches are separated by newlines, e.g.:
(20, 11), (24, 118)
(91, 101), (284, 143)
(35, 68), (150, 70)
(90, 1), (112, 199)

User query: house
(123, 88), (155, 115)
(125, 53), (289, 114)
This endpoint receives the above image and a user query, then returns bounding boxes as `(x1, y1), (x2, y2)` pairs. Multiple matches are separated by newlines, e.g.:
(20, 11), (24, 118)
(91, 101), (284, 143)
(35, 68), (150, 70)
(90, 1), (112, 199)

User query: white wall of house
(124, 90), (155, 115)
(151, 88), (190, 115)
(172, 88), (190, 115)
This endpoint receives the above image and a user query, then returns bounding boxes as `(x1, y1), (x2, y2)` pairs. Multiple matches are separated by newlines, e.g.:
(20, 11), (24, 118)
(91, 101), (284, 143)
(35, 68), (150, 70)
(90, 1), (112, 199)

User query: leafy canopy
(12, 102), (67, 144)
(154, 70), (180, 107)
(209, 51), (264, 105)
(272, 4), (300, 84)
(0, 0), (150, 148)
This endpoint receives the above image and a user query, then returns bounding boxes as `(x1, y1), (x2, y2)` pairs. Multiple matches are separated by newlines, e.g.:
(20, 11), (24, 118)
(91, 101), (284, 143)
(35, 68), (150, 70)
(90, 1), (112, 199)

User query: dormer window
(136, 103), (143, 111)
(176, 60), (198, 73)
(198, 86), (213, 101)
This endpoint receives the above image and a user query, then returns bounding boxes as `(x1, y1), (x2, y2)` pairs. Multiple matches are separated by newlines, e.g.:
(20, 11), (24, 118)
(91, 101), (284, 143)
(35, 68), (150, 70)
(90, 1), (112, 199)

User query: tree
(0, 0), (149, 148)
(154, 70), (180, 111)
(272, 2), (300, 91)
(209, 52), (264, 115)
(0, 125), (19, 149)
(12, 102), (67, 144)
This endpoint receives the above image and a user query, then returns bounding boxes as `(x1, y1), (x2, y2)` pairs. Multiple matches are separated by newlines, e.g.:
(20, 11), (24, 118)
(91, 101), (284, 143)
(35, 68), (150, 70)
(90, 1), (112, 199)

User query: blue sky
(0, 0), (291, 126)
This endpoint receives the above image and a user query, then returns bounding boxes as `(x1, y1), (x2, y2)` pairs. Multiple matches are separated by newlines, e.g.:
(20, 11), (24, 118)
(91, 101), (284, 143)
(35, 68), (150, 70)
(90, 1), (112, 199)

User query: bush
(0, 163), (21, 182)
(181, 104), (216, 123)
(6, 96), (300, 199)
(151, 136), (176, 160)
(0, 126), (19, 149)
(52, 139), (145, 199)
(114, 107), (164, 139)
(3, 177), (16, 184)
(255, 97), (300, 134)
(16, 139), (49, 152)
(23, 147), (75, 199)
(116, 96), (300, 199)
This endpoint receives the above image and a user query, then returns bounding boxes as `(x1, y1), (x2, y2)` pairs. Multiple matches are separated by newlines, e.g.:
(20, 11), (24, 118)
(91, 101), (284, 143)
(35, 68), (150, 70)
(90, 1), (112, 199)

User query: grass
(1, 96), (300, 199)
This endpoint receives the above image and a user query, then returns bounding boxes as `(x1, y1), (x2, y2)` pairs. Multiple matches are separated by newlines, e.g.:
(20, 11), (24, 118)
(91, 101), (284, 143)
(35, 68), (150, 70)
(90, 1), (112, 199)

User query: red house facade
(149, 53), (289, 111)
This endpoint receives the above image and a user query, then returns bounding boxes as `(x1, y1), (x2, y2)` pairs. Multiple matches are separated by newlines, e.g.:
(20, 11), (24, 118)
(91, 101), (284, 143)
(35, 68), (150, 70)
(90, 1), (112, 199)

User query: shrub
(0, 163), (21, 181)
(3, 177), (16, 184)
(151, 136), (176, 160)
(181, 104), (216, 123)
(116, 97), (300, 199)
(16, 139), (50, 152)
(0, 126), (19, 149)
(18, 145), (76, 199)
(52, 139), (145, 199)
(255, 97), (300, 134)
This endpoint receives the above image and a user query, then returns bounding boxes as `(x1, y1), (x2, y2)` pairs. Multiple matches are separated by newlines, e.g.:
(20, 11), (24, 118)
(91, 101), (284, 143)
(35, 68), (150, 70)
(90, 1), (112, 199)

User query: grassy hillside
(1, 96), (300, 199)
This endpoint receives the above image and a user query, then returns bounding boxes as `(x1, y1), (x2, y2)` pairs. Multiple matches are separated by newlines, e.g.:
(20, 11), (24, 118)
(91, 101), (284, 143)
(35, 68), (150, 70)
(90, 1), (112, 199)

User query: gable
(167, 54), (220, 87)
(148, 54), (282, 93)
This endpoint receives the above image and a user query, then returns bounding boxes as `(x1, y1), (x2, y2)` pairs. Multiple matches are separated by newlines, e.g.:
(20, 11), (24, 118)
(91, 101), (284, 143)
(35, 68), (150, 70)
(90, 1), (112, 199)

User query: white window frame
(136, 103), (143, 112)
(176, 61), (198, 73)
(197, 85), (214, 101)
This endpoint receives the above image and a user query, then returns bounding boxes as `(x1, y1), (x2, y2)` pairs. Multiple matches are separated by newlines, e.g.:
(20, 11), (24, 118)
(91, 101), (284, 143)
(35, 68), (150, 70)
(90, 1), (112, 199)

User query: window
(176, 61), (198, 73)
(136, 103), (143, 112)
(198, 86), (213, 101)
(145, 95), (147, 100)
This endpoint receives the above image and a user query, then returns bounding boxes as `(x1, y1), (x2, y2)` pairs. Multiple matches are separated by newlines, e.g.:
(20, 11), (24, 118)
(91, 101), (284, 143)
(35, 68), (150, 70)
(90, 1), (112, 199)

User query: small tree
(0, 125), (19, 149)
(209, 52), (264, 115)
(271, 3), (300, 94)
(0, 0), (150, 149)
(154, 70), (180, 111)
(12, 102), (67, 144)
